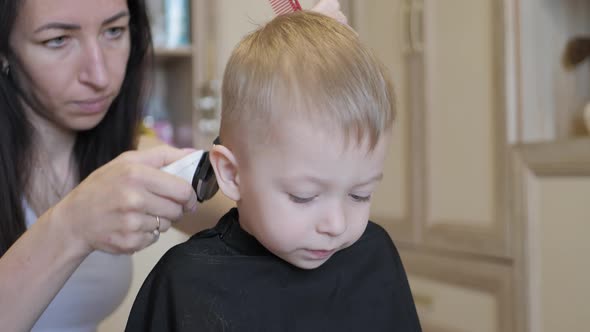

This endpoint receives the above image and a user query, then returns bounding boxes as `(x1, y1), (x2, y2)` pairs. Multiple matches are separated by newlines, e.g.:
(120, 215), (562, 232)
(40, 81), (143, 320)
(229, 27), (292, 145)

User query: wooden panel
(511, 140), (590, 331)
(426, 0), (495, 226)
(537, 178), (590, 332)
(353, 1), (414, 242)
(414, 0), (510, 256)
(516, 137), (590, 176)
(411, 276), (497, 332)
(401, 250), (514, 332)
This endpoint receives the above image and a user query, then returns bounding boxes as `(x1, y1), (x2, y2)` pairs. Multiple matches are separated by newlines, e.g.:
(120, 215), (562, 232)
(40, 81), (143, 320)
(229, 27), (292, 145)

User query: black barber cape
(126, 208), (422, 332)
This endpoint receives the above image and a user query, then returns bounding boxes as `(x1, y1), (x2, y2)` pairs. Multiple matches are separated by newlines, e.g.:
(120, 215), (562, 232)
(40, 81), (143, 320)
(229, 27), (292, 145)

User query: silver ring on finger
(152, 216), (161, 239)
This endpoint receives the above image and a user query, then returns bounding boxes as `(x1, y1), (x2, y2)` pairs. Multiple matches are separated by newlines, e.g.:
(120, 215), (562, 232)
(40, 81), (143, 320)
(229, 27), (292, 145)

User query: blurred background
(101, 1), (590, 331)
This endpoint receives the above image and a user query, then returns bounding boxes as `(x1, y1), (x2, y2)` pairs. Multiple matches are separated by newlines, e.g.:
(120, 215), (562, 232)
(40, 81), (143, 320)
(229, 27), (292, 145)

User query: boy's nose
(316, 204), (348, 237)
(78, 41), (109, 90)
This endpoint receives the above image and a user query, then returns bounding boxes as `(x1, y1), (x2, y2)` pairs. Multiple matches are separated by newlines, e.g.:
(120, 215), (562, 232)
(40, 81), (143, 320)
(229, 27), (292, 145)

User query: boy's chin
(286, 257), (331, 270)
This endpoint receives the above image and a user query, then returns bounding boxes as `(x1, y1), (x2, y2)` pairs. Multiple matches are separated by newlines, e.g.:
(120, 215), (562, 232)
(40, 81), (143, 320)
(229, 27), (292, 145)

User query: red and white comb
(268, 0), (302, 15)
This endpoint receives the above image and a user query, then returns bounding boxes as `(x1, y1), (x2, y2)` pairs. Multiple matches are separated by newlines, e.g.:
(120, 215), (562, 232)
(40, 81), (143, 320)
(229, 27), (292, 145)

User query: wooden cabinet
(407, 0), (511, 258)
(353, 0), (417, 243)
(512, 139), (590, 332)
(355, 1), (590, 331)
(401, 250), (514, 332)
(353, 1), (515, 325)
(407, 0), (510, 257)
(358, 0), (511, 258)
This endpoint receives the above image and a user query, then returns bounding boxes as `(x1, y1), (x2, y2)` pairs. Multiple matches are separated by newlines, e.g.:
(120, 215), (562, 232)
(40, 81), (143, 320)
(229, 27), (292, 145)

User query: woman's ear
(209, 144), (241, 201)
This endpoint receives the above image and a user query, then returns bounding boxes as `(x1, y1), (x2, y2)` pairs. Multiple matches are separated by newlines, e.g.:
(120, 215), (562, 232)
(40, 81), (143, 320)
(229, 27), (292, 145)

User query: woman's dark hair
(0, 0), (153, 256)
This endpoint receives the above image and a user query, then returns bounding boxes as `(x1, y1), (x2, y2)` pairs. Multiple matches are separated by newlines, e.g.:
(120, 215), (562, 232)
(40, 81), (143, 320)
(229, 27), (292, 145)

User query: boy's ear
(209, 144), (241, 201)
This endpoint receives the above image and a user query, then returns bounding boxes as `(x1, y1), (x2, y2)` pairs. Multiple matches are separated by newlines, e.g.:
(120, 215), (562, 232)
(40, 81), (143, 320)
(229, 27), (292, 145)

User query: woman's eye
(288, 194), (316, 204)
(350, 194), (371, 202)
(44, 36), (69, 48)
(105, 27), (126, 39)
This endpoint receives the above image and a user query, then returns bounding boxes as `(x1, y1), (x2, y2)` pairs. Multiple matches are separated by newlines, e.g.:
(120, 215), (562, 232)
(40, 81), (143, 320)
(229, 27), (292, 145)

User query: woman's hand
(52, 145), (198, 256)
(311, 0), (347, 24)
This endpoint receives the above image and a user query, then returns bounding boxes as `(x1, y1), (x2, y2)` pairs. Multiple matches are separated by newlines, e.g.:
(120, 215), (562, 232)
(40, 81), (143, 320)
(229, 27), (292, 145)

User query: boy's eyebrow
(291, 175), (330, 186)
(355, 173), (384, 187)
(34, 11), (129, 33)
(289, 173), (383, 187)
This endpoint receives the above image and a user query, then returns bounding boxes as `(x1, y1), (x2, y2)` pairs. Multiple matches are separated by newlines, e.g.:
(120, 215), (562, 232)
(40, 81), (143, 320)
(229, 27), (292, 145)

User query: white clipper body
(160, 150), (205, 184)
(160, 150), (219, 202)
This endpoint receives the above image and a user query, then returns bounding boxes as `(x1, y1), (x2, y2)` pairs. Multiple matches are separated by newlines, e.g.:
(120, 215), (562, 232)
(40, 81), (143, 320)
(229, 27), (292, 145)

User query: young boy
(126, 11), (421, 332)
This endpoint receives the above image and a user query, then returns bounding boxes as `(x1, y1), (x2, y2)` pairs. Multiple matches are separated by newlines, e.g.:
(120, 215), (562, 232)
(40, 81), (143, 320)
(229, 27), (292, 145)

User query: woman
(0, 0), (197, 330)
(0, 0), (346, 330)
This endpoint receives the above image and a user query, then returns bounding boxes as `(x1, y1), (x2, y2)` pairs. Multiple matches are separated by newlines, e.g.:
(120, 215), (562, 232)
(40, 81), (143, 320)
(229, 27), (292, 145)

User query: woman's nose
(78, 41), (109, 90)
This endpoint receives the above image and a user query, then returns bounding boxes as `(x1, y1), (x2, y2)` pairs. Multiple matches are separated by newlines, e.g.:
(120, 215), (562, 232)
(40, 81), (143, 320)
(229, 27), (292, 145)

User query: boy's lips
(305, 249), (335, 260)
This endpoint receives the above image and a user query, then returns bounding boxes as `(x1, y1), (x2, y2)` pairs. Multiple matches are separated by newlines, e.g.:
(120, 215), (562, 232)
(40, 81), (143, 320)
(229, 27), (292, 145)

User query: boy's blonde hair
(220, 11), (395, 151)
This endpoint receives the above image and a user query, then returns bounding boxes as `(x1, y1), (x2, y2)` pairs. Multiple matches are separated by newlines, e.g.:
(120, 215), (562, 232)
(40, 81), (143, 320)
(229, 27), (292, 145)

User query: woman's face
(9, 0), (131, 131)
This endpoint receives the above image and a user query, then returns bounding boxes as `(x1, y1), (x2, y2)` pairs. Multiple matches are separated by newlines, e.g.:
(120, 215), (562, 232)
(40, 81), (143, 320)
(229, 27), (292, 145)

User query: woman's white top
(23, 200), (132, 332)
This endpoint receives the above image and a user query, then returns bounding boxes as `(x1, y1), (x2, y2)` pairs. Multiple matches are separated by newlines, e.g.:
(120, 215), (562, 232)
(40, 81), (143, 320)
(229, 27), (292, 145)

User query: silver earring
(1, 61), (9, 76)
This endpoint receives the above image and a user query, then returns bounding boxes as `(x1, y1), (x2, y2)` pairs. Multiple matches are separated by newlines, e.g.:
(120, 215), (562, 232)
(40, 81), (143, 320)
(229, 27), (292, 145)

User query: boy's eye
(288, 194), (317, 204)
(44, 36), (69, 48)
(105, 26), (126, 39)
(349, 194), (371, 202)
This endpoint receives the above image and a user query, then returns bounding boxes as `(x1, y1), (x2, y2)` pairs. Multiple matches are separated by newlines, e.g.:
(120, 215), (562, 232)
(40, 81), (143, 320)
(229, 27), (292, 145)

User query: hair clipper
(160, 139), (219, 202)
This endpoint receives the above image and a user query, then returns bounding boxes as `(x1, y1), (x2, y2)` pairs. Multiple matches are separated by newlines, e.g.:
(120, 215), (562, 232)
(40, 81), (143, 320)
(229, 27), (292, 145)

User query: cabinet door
(513, 144), (590, 332)
(408, 0), (510, 257)
(352, 0), (416, 244)
(531, 177), (590, 332)
(401, 250), (514, 332)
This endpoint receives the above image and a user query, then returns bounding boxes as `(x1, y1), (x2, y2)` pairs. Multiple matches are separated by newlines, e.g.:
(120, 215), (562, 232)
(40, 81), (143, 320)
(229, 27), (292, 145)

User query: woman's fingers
(110, 149), (198, 222)
(104, 230), (159, 255)
(100, 213), (172, 254)
(59, 146), (201, 255)
(115, 149), (199, 213)
(126, 184), (187, 222)
(311, 0), (347, 24)
(335, 11), (347, 24)
(132, 214), (172, 235)
(154, 216), (172, 233)
(120, 212), (167, 234)
(122, 145), (196, 169)
(312, 0), (340, 13)
(139, 165), (198, 212)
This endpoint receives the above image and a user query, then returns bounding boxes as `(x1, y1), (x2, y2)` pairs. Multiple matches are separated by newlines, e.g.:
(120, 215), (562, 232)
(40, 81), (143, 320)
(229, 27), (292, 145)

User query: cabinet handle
(409, 0), (424, 54)
(403, 0), (413, 54)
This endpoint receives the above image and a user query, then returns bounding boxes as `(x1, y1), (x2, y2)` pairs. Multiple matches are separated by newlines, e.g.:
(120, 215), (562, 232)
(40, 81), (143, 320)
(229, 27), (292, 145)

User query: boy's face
(234, 118), (389, 269)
